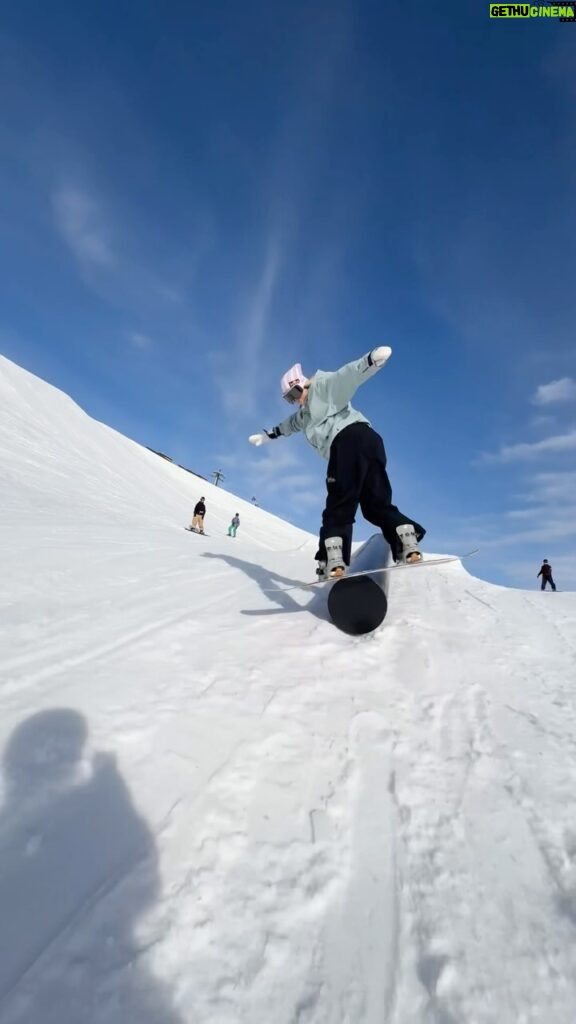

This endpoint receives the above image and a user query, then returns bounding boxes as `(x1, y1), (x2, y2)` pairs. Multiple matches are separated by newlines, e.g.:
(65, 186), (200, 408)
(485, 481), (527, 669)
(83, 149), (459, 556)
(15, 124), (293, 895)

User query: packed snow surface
(1, 354), (576, 1024)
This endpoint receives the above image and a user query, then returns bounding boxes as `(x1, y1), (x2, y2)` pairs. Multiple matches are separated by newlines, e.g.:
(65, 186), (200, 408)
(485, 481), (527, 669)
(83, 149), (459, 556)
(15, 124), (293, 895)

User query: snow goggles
(283, 383), (304, 404)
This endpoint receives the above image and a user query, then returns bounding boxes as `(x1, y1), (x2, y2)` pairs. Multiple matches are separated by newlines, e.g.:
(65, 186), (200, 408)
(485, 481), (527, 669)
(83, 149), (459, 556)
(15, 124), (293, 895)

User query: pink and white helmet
(280, 363), (307, 402)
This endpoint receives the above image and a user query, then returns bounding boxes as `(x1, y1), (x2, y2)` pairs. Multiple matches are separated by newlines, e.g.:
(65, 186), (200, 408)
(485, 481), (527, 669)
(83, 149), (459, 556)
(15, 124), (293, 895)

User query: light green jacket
(276, 352), (381, 460)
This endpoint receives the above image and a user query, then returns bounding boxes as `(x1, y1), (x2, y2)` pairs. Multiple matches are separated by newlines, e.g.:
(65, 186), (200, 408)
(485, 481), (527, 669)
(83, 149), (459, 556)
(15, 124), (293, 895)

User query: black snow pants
(541, 575), (556, 591)
(315, 422), (425, 565)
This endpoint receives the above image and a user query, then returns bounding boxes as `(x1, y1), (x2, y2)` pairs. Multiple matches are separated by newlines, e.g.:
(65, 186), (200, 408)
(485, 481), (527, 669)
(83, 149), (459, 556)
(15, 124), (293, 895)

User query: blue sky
(1, 1), (575, 587)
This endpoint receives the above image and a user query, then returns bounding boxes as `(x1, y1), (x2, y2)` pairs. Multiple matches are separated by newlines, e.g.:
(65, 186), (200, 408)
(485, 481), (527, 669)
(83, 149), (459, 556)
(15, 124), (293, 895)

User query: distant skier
(227, 514), (240, 538)
(248, 349), (425, 579)
(537, 559), (556, 591)
(189, 497), (206, 534)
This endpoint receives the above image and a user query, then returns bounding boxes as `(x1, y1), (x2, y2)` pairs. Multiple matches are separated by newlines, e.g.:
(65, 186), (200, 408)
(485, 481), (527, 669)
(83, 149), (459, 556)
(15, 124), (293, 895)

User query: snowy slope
(1, 354), (576, 1024)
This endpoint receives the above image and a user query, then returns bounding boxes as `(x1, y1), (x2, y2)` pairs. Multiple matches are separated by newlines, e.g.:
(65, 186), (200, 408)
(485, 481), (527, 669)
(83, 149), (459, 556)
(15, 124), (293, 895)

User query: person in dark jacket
(189, 498), (206, 534)
(537, 559), (556, 591)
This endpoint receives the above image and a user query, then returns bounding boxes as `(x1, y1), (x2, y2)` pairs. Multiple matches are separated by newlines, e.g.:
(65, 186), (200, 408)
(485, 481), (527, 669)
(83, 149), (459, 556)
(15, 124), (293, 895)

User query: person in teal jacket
(227, 514), (240, 538)
(249, 348), (425, 579)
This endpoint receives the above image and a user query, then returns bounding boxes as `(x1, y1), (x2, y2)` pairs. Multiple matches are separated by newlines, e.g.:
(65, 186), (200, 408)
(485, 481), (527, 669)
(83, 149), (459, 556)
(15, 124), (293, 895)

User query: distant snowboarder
(227, 514), (240, 538)
(248, 349), (425, 580)
(537, 559), (556, 591)
(188, 497), (206, 534)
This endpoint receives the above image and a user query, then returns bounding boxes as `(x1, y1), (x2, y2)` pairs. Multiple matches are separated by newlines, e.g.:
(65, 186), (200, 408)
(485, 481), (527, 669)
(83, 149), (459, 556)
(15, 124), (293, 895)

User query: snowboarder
(537, 559), (556, 591)
(248, 348), (425, 579)
(189, 497), (206, 534)
(227, 514), (240, 538)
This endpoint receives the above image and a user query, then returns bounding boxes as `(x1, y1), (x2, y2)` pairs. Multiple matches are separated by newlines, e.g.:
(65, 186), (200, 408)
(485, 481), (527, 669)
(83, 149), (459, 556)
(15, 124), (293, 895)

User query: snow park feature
(326, 573), (388, 635)
(2, 353), (576, 1023)
(312, 555), (476, 636)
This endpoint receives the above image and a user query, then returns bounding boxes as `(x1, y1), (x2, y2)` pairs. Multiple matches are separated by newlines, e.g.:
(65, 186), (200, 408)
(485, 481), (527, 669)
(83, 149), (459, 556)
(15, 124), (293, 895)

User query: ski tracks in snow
(137, 649), (405, 1024)
(381, 565), (576, 1023)
(3, 524), (576, 1022)
(146, 564), (576, 1024)
(133, 726), (360, 1022)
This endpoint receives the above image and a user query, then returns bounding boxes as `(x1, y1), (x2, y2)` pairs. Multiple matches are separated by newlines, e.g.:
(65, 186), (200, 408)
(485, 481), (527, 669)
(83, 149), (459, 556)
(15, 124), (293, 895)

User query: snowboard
(287, 551), (476, 637)
(265, 552), (478, 593)
(184, 527), (207, 535)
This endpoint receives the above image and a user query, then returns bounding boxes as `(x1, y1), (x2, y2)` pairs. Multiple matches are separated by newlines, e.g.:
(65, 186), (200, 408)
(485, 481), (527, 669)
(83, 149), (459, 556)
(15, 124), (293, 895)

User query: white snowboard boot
(396, 524), (422, 564)
(316, 560), (328, 581)
(325, 536), (346, 578)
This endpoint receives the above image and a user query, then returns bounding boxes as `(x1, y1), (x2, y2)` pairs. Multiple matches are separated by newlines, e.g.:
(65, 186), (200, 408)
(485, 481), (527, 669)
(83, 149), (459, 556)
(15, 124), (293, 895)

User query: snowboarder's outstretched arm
(248, 409), (305, 446)
(315, 347), (391, 407)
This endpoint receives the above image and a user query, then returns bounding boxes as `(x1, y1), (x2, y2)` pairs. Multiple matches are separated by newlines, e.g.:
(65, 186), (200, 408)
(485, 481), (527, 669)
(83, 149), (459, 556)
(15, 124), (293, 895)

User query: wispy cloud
(211, 12), (356, 423)
(490, 517), (576, 546)
(50, 178), (189, 318)
(530, 414), (555, 428)
(128, 331), (154, 350)
(520, 469), (576, 504)
(467, 379), (576, 585)
(213, 234), (282, 419)
(503, 469), (576, 538)
(532, 377), (576, 406)
(434, 507), (576, 553)
(217, 441), (322, 514)
(52, 184), (115, 269)
(481, 429), (576, 463)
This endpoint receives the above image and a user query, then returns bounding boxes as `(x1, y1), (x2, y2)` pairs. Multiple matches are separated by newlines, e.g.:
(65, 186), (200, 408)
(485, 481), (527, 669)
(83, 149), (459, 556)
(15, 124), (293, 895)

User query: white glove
(248, 428), (279, 447)
(370, 345), (392, 368)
